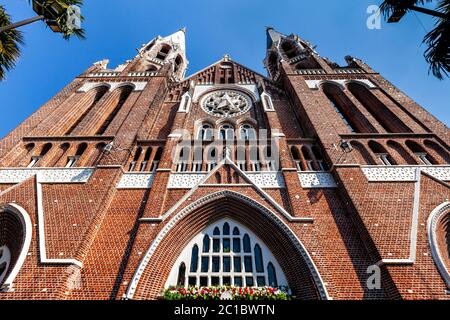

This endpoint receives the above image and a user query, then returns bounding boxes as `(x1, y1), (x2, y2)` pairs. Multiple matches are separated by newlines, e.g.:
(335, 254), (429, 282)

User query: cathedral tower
(0, 28), (448, 300)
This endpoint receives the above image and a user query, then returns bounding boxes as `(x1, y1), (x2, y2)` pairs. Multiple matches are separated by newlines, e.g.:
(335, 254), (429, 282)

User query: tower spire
(264, 27), (323, 80)
(127, 28), (189, 81)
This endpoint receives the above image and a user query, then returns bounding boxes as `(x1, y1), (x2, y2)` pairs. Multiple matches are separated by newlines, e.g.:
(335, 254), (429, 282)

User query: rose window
(202, 90), (252, 118)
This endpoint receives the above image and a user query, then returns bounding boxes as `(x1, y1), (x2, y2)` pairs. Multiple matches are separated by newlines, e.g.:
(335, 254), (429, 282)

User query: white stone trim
(0, 168), (94, 184)
(427, 202), (450, 289)
(35, 173), (83, 268)
(376, 169), (422, 266)
(306, 79), (376, 90)
(261, 92), (275, 112)
(161, 156), (311, 223)
(168, 172), (285, 189)
(298, 172), (337, 188)
(245, 172), (285, 188)
(362, 166), (450, 182)
(117, 173), (155, 189)
(77, 82), (147, 93)
(125, 190), (329, 300)
(168, 173), (206, 189)
(0, 203), (32, 292)
(178, 92), (192, 113)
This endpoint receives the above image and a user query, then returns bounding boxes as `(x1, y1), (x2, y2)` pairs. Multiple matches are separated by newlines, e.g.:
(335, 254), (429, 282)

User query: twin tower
(0, 28), (449, 300)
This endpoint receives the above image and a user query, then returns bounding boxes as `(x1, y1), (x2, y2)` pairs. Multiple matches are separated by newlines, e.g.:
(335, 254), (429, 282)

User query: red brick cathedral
(0, 28), (449, 300)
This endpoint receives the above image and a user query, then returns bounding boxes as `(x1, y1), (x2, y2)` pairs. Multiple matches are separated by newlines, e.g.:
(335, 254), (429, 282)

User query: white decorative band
(246, 172), (286, 188)
(362, 166), (450, 182)
(168, 172), (286, 189)
(305, 79), (376, 90)
(77, 82), (147, 93)
(168, 173), (206, 189)
(117, 173), (155, 189)
(427, 202), (450, 289)
(299, 172), (338, 188)
(0, 168), (94, 184)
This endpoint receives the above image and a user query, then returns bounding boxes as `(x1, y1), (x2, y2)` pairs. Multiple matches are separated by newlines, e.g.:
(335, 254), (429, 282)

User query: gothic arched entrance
(126, 191), (329, 300)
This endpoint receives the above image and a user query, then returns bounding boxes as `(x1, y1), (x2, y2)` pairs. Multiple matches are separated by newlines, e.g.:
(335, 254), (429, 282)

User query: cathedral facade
(0, 28), (449, 300)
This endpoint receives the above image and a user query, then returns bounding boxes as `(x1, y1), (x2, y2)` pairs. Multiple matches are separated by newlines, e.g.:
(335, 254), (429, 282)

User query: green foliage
(29, 0), (85, 39)
(424, 0), (450, 79)
(163, 286), (293, 301)
(0, 5), (24, 80)
(380, 0), (449, 79)
(0, 1), (85, 80)
(379, 0), (434, 19)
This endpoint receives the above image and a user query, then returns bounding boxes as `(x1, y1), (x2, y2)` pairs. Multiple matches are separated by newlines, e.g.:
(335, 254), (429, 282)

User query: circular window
(201, 90), (252, 118)
(0, 246), (11, 285)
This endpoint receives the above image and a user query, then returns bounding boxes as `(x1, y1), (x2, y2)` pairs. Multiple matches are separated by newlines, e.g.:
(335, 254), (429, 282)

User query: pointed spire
(161, 28), (187, 59)
(266, 26), (285, 49)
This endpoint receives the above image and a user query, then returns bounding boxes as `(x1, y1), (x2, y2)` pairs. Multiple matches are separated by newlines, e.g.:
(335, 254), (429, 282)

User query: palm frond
(29, 0), (85, 40)
(423, 0), (450, 79)
(0, 5), (24, 81)
(379, 0), (433, 19)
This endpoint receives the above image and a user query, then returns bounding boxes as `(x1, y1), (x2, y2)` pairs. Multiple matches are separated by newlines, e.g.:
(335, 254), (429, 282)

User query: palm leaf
(379, 0), (433, 19)
(423, 0), (450, 79)
(0, 5), (24, 81)
(29, 0), (85, 39)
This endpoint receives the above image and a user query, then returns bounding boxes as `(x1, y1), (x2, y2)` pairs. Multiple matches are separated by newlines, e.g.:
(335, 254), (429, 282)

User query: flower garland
(163, 286), (292, 300)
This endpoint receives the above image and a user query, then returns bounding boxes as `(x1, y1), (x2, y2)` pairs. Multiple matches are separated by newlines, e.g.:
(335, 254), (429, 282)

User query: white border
(0, 203), (32, 291)
(427, 202), (450, 289)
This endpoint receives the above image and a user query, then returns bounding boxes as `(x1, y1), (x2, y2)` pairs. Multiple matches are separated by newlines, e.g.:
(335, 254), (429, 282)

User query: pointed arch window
(291, 146), (304, 171)
(140, 147), (152, 172)
(150, 147), (163, 172)
(206, 148), (218, 171)
(406, 140), (436, 165)
(254, 244), (264, 273)
(301, 147), (315, 171)
(129, 146), (143, 171)
(223, 223), (230, 235)
(174, 55), (183, 74)
(267, 263), (278, 287)
(156, 45), (171, 61)
(198, 124), (213, 141)
(220, 125), (234, 140)
(66, 143), (87, 168)
(240, 124), (256, 141)
(243, 234), (251, 253)
(203, 235), (210, 253)
(190, 245), (199, 272)
(369, 141), (396, 166)
(28, 143), (52, 168)
(167, 219), (287, 288)
(177, 263), (186, 287)
(176, 147), (190, 172)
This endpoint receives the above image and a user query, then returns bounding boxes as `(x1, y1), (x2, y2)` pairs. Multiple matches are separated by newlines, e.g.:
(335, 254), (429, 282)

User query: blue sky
(0, 0), (448, 139)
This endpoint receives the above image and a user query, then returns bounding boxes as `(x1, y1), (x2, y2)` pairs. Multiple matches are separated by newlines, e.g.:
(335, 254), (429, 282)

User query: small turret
(264, 27), (324, 80)
(128, 28), (189, 81)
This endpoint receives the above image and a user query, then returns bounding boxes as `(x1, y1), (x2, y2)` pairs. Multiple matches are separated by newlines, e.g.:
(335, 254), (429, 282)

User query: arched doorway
(165, 218), (288, 288)
(126, 191), (329, 300)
